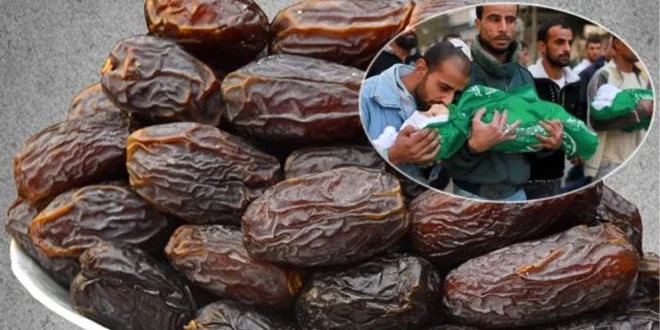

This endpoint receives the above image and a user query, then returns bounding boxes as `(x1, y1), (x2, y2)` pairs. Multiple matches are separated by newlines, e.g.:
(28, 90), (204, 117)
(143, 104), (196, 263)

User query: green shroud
(425, 84), (599, 161)
(590, 88), (653, 132)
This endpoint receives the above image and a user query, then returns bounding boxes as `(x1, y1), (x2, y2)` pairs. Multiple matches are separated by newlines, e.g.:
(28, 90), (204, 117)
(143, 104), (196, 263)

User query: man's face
(475, 5), (518, 54)
(586, 42), (602, 62)
(413, 57), (470, 111)
(605, 43), (616, 61)
(540, 25), (573, 68)
(614, 39), (638, 62)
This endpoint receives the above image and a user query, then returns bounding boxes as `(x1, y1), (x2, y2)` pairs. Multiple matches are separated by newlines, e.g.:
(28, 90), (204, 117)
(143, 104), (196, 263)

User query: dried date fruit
(409, 189), (574, 269)
(295, 254), (442, 330)
(443, 224), (639, 328)
(4, 198), (79, 286)
(67, 83), (122, 120)
(70, 242), (196, 330)
(185, 300), (297, 330)
(100, 35), (223, 125)
(145, 0), (269, 74)
(242, 166), (408, 267)
(270, 0), (414, 69)
(632, 252), (659, 307)
(222, 54), (364, 145)
(127, 122), (281, 225)
(387, 167), (429, 201)
(13, 112), (134, 206)
(29, 185), (171, 260)
(407, 0), (471, 27)
(165, 225), (302, 310)
(548, 183), (643, 253)
(284, 145), (386, 179)
(536, 304), (659, 330)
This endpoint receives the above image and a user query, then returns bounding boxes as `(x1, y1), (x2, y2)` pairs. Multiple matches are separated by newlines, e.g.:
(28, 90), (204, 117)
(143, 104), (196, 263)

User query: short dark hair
(476, 4), (520, 20)
(443, 33), (462, 41)
(586, 34), (602, 46)
(423, 40), (471, 74)
(536, 18), (572, 43)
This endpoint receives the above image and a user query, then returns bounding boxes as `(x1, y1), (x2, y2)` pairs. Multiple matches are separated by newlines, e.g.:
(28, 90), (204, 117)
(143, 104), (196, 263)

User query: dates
(632, 252), (659, 307)
(29, 185), (171, 259)
(67, 83), (122, 120)
(101, 35), (223, 125)
(222, 54), (364, 144)
(407, 0), (470, 27)
(4, 198), (79, 286)
(537, 304), (659, 330)
(185, 300), (297, 330)
(295, 254), (442, 330)
(409, 189), (574, 269)
(426, 326), (483, 330)
(442, 224), (639, 328)
(271, 0), (414, 69)
(127, 122), (281, 225)
(70, 242), (196, 330)
(242, 166), (408, 267)
(165, 225), (302, 310)
(13, 112), (133, 205)
(145, 0), (269, 74)
(284, 145), (386, 179)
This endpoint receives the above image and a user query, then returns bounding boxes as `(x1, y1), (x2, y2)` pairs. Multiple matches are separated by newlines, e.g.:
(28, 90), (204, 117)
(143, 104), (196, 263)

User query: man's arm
(590, 102), (650, 131)
(586, 70), (651, 131)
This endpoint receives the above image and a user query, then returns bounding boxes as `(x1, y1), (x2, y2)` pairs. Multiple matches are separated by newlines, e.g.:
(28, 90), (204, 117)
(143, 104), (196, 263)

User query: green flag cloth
(590, 86), (653, 132)
(425, 84), (599, 161)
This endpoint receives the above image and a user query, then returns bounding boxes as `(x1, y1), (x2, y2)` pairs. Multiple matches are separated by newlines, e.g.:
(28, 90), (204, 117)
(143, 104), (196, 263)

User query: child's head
(422, 103), (450, 117)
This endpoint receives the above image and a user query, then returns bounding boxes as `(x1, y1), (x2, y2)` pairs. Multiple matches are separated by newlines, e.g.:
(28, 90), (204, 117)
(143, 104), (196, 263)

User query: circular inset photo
(360, 2), (655, 202)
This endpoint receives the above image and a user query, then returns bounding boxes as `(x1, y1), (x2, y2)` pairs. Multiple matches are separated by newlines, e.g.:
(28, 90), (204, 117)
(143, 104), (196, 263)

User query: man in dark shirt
(366, 30), (422, 78)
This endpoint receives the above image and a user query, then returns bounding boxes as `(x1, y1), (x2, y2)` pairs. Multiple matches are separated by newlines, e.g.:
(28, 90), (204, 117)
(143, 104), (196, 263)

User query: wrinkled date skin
(222, 55), (364, 145)
(443, 224), (639, 328)
(536, 304), (659, 330)
(145, 0), (269, 74)
(295, 254), (442, 330)
(165, 225), (303, 310)
(101, 35), (223, 126)
(67, 83), (122, 120)
(284, 145), (386, 179)
(632, 252), (659, 307)
(242, 166), (408, 267)
(185, 300), (298, 330)
(4, 198), (79, 286)
(127, 122), (281, 225)
(13, 112), (134, 206)
(270, 0), (414, 69)
(407, 0), (471, 27)
(549, 183), (643, 253)
(409, 189), (574, 269)
(29, 185), (171, 260)
(70, 242), (196, 330)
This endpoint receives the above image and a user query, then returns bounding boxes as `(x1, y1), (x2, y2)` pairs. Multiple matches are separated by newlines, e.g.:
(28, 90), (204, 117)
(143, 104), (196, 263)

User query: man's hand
(534, 120), (563, 150)
(467, 108), (521, 153)
(638, 99), (654, 118)
(569, 157), (585, 166)
(388, 126), (441, 165)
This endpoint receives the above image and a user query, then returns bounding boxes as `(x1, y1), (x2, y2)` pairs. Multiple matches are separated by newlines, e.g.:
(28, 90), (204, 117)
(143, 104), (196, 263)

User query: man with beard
(360, 40), (473, 185)
(526, 19), (582, 199)
(366, 30), (422, 78)
(442, 4), (564, 201)
(572, 35), (603, 75)
(584, 36), (654, 180)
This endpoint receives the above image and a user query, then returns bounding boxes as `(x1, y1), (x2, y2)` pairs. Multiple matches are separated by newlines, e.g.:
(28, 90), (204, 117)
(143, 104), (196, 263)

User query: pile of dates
(5, 0), (659, 329)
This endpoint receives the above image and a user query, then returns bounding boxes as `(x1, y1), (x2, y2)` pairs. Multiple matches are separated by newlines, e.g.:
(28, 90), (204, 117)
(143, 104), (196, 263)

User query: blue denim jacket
(360, 64), (440, 185)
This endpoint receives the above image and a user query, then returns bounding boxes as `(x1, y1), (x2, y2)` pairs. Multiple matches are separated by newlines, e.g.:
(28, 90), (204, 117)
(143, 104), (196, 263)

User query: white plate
(9, 239), (110, 330)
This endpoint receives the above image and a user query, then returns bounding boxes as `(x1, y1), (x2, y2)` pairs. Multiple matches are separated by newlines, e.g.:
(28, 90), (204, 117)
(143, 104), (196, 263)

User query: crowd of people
(360, 4), (654, 201)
